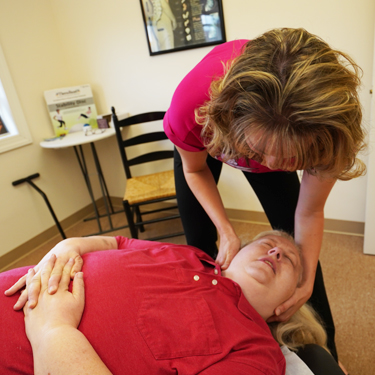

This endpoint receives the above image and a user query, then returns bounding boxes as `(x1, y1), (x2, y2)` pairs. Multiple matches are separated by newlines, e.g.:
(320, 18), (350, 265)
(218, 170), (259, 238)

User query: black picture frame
(140, 0), (226, 56)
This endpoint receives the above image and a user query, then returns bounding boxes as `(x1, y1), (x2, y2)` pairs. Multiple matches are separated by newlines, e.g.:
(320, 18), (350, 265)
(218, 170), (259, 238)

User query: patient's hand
(23, 255), (85, 348)
(4, 239), (83, 310)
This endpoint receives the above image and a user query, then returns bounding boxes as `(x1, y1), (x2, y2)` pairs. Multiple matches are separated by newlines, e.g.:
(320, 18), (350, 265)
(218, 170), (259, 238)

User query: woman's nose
(268, 247), (281, 259)
(263, 156), (278, 170)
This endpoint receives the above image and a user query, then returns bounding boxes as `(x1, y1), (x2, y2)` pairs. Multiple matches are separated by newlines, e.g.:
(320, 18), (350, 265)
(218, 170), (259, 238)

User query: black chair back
(111, 108), (172, 179)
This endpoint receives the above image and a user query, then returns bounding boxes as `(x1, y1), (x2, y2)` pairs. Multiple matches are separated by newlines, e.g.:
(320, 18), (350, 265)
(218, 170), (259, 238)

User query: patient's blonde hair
(269, 303), (328, 352)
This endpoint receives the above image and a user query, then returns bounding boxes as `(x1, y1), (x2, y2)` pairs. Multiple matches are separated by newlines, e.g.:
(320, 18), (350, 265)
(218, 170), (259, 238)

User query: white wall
(0, 0), (374, 258)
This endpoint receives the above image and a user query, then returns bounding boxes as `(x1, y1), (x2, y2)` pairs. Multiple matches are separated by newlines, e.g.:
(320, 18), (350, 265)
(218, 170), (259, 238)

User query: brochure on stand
(44, 84), (98, 136)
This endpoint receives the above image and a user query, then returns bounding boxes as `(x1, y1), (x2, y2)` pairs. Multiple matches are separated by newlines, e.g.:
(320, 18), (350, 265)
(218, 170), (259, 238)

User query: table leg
(90, 142), (114, 229)
(74, 143), (128, 235)
(74, 145), (103, 233)
(90, 143), (115, 213)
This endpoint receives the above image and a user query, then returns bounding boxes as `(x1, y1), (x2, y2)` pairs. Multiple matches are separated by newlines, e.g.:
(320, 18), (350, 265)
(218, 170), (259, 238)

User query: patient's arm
(5, 236), (117, 310)
(24, 255), (112, 375)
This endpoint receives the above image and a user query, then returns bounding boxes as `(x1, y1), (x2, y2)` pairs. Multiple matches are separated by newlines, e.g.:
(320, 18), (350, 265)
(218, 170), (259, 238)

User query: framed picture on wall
(140, 0), (226, 55)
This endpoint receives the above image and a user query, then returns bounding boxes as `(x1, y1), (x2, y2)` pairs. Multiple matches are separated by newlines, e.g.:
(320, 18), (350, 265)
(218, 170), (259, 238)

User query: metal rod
(12, 173), (66, 240)
(90, 142), (115, 213)
(90, 142), (113, 229)
(74, 145), (103, 232)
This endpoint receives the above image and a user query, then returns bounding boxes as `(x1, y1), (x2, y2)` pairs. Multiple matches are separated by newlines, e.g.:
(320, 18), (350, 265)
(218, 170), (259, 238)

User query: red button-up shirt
(0, 237), (286, 375)
(80, 237), (286, 374)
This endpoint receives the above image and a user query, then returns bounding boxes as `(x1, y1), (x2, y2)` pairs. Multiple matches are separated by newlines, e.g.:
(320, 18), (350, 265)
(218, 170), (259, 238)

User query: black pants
(174, 149), (338, 361)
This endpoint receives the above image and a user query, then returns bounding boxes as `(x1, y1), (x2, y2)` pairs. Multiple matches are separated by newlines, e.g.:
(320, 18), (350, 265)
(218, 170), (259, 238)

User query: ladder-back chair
(111, 107), (184, 241)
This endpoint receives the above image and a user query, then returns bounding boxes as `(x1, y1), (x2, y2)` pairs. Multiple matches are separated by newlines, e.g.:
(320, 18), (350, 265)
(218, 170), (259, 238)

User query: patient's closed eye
(262, 241), (274, 248)
(285, 255), (293, 264)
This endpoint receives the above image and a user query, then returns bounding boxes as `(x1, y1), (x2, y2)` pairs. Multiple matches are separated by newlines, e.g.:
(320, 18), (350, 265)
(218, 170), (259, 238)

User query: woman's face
(223, 234), (302, 317)
(246, 134), (297, 171)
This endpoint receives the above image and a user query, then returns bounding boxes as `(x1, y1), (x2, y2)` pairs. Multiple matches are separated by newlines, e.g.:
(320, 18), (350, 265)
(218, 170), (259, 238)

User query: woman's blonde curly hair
(196, 28), (366, 180)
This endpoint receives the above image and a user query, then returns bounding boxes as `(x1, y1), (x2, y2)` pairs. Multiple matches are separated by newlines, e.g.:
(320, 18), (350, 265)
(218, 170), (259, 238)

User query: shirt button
(193, 275), (200, 281)
(212, 279), (218, 285)
(214, 269), (218, 275)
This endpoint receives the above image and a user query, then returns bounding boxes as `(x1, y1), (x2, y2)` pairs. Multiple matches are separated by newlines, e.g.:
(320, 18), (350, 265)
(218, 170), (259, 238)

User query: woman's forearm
(176, 146), (240, 267)
(294, 171), (336, 289)
(183, 163), (241, 267)
(53, 236), (118, 257)
(294, 209), (324, 289)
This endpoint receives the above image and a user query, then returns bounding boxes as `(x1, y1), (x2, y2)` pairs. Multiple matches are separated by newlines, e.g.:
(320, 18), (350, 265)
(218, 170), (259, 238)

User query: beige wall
(0, 0), (89, 258)
(0, 0), (374, 258)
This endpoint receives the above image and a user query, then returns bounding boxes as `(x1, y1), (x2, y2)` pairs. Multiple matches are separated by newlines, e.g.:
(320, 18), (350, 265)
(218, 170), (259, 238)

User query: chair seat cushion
(124, 170), (176, 204)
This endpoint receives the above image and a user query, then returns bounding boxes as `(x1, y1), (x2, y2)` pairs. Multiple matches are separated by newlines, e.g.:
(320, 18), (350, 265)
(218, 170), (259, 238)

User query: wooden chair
(111, 107), (184, 241)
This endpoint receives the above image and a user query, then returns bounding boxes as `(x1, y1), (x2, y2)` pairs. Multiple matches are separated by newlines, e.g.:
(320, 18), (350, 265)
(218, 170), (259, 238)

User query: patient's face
(224, 234), (302, 311)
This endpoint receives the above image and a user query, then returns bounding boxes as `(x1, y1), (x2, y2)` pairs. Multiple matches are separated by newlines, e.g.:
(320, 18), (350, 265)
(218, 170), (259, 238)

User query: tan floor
(3, 208), (375, 375)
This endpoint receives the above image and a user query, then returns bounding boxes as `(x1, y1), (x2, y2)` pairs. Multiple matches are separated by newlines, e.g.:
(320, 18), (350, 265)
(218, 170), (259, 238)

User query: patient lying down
(2, 230), (330, 375)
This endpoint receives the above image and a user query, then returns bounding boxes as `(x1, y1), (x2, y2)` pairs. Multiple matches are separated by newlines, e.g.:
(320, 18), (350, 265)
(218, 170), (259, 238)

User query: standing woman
(163, 28), (366, 360)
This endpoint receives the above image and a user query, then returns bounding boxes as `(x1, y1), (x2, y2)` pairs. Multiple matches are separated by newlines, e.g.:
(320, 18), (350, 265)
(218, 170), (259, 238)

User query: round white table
(40, 127), (117, 149)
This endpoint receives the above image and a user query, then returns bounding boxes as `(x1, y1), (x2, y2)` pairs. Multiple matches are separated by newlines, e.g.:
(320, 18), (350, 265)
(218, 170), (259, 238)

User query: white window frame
(0, 43), (32, 153)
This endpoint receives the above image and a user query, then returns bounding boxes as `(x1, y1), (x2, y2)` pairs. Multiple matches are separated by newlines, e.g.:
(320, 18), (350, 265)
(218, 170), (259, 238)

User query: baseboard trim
(112, 202), (365, 236)
(1, 200), (364, 273)
(0, 203), (99, 272)
(225, 208), (365, 236)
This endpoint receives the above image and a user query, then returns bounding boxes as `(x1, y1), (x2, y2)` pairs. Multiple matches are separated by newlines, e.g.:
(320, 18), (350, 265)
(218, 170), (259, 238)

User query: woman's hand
(266, 282), (313, 323)
(215, 231), (241, 270)
(24, 255), (85, 348)
(5, 239), (83, 310)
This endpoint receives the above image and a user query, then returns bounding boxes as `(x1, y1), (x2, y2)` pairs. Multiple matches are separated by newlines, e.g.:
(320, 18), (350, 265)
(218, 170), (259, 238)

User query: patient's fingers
(12, 288), (29, 311)
(59, 258), (74, 291)
(72, 272), (85, 302)
(26, 254), (56, 309)
(40, 254), (57, 291)
(47, 255), (70, 294)
(4, 273), (28, 296)
(71, 255), (83, 278)
(25, 268), (39, 309)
